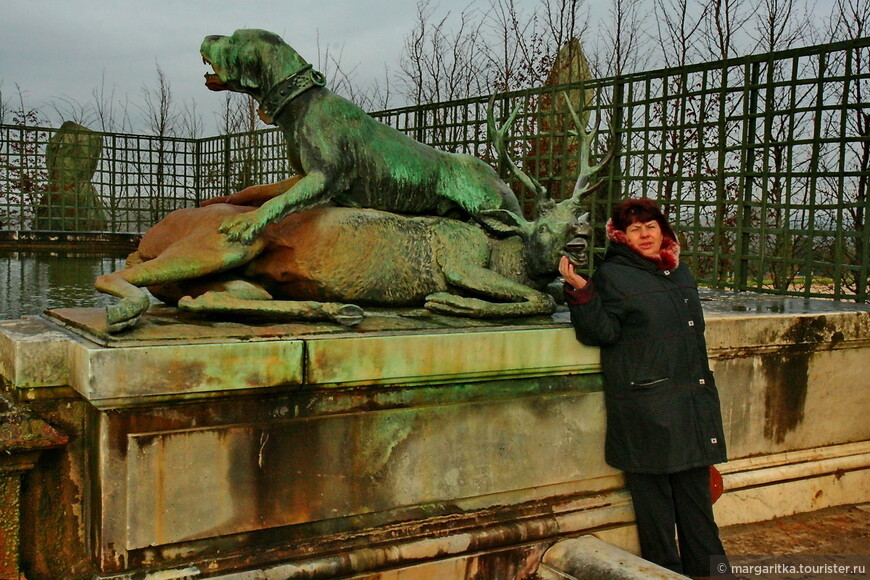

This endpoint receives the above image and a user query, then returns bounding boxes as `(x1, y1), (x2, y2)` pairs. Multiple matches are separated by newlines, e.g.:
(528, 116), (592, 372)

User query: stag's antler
(562, 92), (614, 206)
(487, 92), (614, 214)
(487, 96), (551, 213)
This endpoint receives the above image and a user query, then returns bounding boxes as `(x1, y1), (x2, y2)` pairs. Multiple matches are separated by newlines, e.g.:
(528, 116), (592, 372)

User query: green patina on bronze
(94, 201), (592, 331)
(199, 29), (524, 245)
(34, 121), (107, 231)
(94, 29), (602, 332)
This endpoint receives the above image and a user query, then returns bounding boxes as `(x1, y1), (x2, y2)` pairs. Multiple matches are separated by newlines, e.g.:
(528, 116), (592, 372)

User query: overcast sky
(1, 0), (843, 136)
(1, 0), (483, 134)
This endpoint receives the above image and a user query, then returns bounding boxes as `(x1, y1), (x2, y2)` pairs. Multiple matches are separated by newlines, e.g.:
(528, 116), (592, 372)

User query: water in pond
(3, 250), (867, 323)
(1, 251), (134, 320)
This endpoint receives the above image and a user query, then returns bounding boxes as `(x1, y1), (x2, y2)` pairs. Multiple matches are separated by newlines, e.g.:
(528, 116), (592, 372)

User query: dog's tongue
(204, 73), (227, 91)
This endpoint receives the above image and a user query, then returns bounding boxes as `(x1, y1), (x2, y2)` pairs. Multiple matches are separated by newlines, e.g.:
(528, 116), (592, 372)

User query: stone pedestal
(0, 296), (868, 579)
(0, 396), (67, 579)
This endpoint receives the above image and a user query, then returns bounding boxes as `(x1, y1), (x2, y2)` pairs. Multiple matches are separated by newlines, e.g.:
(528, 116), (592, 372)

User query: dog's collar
(259, 64), (326, 122)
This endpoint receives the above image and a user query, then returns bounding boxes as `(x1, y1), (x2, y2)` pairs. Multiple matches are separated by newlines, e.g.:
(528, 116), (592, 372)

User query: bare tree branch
(701, 0), (760, 60)
(140, 64), (177, 138)
(653, 0), (707, 68)
(591, 0), (651, 77)
(749, 0), (816, 53)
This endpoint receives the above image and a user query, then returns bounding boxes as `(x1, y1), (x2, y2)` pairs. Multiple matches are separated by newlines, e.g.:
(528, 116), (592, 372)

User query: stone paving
(720, 504), (870, 579)
(721, 504), (870, 556)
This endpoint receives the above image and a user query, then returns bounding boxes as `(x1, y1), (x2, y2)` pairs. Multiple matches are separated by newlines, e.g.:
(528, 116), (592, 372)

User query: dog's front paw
(219, 212), (268, 244)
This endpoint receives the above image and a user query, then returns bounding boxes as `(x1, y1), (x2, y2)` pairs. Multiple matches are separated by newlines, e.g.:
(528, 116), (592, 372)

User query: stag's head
(523, 209), (592, 279)
(486, 94), (611, 280)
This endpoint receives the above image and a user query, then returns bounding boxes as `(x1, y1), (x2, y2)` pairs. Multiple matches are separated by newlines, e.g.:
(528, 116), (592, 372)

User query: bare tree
(91, 72), (132, 133)
(739, 0), (819, 292)
(541, 0), (589, 49)
(140, 64), (177, 138)
(645, 0), (708, 215)
(47, 95), (94, 128)
(138, 65), (180, 222)
(701, 0), (760, 60)
(214, 93), (252, 135)
(210, 92), (267, 193)
(479, 0), (540, 92)
(827, 0), (869, 40)
(4, 84), (47, 127)
(750, 0), (816, 53)
(397, 0), (486, 105)
(178, 100), (203, 140)
(819, 0), (870, 296)
(315, 32), (393, 111)
(592, 0), (651, 77)
(365, 65), (394, 111)
(653, 0), (707, 68)
(477, 0), (591, 92)
(0, 85), (48, 228)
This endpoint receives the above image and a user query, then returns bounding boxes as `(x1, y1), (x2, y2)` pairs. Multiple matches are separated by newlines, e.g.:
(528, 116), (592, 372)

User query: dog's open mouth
(202, 55), (229, 91)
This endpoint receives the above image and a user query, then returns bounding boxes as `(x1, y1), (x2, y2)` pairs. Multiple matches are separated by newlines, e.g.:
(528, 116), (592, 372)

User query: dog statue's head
(201, 29), (312, 99)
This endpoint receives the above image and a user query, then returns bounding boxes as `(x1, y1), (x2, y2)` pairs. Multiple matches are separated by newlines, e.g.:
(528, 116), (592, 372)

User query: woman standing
(559, 197), (729, 578)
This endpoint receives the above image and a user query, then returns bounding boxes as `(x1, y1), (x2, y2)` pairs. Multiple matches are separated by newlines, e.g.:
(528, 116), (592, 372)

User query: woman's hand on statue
(559, 256), (588, 290)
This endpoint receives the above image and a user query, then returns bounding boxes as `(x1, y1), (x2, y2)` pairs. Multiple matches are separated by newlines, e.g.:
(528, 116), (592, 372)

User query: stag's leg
(425, 264), (556, 318)
(179, 292), (364, 327)
(95, 230), (267, 332)
(201, 176), (302, 207)
(425, 262), (556, 318)
(422, 221), (554, 318)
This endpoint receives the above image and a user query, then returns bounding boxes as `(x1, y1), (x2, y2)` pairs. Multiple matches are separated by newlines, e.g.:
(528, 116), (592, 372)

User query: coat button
(688, 320), (695, 327)
(699, 379), (706, 385)
(664, 270), (670, 275)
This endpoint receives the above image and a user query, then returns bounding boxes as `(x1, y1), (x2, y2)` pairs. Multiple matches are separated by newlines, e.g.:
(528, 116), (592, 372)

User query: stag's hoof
(332, 304), (364, 327)
(106, 294), (151, 333)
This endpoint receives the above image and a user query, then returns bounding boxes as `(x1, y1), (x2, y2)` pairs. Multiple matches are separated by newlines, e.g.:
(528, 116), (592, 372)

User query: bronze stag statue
(94, 30), (609, 332)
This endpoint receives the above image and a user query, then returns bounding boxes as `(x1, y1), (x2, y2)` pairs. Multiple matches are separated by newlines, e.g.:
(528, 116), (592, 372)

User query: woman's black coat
(567, 243), (727, 474)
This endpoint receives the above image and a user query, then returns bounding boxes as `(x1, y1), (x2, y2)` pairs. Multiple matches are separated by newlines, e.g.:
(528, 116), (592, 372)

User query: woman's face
(625, 219), (663, 259)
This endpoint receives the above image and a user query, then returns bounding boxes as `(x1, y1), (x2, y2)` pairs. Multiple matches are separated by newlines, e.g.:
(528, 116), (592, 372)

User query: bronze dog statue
(200, 29), (524, 244)
(94, 115), (604, 332)
(94, 32), (608, 332)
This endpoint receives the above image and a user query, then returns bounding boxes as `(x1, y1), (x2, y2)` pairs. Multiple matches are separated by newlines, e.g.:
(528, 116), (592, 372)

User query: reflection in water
(1, 251), (132, 320)
(3, 253), (866, 323)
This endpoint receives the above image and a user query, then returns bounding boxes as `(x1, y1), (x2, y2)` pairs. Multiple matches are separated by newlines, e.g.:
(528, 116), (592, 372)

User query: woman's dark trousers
(624, 466), (728, 577)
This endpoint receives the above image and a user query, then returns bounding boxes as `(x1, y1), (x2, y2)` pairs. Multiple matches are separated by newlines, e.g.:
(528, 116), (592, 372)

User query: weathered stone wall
(0, 303), (868, 579)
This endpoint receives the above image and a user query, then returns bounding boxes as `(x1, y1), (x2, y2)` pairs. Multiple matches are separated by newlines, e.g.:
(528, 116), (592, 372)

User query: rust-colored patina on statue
(95, 30), (606, 332)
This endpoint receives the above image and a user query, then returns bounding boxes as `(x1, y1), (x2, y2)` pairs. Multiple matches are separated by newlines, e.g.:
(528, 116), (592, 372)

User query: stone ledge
(539, 536), (684, 580)
(1, 306), (867, 408)
(0, 317), (73, 388)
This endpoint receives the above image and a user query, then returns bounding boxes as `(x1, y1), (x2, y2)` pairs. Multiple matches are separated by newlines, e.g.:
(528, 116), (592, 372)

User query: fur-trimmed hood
(606, 219), (681, 270)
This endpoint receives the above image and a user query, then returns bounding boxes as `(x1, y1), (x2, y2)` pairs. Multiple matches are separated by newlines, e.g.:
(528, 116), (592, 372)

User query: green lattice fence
(1, 37), (867, 301)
